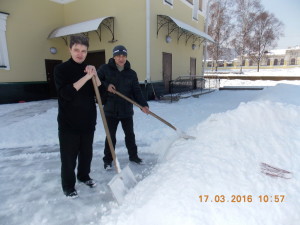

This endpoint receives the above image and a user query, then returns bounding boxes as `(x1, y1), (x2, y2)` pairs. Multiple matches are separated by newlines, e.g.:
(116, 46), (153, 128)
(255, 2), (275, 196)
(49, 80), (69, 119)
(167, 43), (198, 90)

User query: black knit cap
(113, 45), (127, 57)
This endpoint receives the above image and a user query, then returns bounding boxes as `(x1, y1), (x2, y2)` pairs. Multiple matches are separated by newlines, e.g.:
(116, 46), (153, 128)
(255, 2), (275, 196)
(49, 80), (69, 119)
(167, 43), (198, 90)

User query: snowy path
(0, 100), (57, 128)
(0, 142), (157, 225)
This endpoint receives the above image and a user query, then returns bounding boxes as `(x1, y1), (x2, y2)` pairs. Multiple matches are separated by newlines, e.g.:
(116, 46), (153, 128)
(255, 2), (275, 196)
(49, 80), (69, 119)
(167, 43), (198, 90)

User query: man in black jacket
(54, 34), (102, 198)
(97, 45), (149, 170)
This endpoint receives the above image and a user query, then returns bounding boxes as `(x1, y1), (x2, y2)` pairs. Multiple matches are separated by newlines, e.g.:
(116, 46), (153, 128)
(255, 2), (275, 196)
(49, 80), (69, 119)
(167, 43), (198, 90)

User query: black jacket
(54, 58), (97, 134)
(97, 58), (148, 118)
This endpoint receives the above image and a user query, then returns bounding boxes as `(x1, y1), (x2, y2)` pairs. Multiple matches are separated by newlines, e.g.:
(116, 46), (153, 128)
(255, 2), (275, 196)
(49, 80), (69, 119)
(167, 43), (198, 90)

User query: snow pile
(100, 85), (300, 225)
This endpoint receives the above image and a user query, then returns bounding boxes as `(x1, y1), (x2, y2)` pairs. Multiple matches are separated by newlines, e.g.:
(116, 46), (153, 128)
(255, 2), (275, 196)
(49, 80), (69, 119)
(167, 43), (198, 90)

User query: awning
(157, 15), (214, 43)
(48, 17), (115, 43)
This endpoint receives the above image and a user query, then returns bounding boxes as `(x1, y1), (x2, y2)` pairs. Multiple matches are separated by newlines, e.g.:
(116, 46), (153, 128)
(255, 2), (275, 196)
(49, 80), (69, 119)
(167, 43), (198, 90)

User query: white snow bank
(101, 95), (300, 225)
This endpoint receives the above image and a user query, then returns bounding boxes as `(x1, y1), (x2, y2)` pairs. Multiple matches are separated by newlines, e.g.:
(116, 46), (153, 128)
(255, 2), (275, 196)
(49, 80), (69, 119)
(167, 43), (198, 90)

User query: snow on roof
(270, 45), (300, 55)
(289, 45), (300, 49)
(268, 49), (286, 55)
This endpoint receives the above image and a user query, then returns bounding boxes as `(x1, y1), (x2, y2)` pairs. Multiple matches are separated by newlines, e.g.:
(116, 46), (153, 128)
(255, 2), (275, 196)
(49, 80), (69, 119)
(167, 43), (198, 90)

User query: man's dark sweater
(54, 58), (97, 134)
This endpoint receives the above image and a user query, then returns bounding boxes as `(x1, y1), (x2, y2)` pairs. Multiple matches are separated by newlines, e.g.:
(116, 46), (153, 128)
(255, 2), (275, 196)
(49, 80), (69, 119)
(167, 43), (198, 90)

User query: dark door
(190, 57), (196, 76)
(45, 59), (62, 98)
(162, 52), (172, 93)
(85, 51), (106, 70)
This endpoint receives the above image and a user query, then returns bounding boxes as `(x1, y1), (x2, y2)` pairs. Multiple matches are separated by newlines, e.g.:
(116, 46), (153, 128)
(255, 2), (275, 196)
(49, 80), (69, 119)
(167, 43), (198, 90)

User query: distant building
(205, 45), (300, 69)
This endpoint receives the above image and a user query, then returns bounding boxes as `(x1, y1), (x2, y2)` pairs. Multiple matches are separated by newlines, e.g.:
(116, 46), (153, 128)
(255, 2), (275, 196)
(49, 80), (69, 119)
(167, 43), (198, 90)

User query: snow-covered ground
(0, 68), (300, 225)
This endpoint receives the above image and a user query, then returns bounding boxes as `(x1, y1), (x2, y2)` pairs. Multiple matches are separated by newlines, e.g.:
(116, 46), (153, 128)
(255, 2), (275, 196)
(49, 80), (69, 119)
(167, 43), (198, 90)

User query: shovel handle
(114, 90), (177, 131)
(92, 77), (120, 174)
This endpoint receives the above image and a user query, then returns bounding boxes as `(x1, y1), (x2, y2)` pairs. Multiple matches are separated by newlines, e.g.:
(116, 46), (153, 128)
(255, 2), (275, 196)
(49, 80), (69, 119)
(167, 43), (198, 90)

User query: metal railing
(168, 75), (220, 102)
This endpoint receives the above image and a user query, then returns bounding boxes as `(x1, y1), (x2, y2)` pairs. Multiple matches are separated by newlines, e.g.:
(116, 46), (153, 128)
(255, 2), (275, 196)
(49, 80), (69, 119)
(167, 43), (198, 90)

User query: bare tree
(207, 0), (234, 71)
(248, 11), (284, 72)
(231, 0), (262, 73)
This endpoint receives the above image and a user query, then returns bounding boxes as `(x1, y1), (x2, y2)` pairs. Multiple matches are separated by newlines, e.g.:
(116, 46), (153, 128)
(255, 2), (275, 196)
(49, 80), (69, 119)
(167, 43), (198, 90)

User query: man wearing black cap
(97, 45), (149, 170)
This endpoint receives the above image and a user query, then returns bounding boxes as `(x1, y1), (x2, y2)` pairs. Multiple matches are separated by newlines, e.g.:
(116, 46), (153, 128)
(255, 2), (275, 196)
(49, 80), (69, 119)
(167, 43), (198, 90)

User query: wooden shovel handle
(92, 77), (120, 173)
(114, 90), (177, 131)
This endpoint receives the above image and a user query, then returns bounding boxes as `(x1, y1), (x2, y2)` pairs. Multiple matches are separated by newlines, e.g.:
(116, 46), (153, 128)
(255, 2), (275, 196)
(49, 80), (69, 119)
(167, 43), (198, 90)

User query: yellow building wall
(50, 0), (205, 82)
(0, 0), (65, 82)
(61, 0), (147, 80)
(1, 0), (206, 84)
(150, 0), (205, 82)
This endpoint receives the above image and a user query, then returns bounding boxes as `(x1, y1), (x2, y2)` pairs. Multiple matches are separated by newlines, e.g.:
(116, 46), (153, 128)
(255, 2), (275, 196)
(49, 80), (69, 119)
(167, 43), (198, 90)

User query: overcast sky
(260, 0), (300, 49)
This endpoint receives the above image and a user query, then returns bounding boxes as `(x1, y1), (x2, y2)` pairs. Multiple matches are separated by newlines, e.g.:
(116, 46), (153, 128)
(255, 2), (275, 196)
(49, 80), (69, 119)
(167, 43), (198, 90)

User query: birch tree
(231, 0), (262, 73)
(248, 11), (284, 71)
(207, 0), (234, 71)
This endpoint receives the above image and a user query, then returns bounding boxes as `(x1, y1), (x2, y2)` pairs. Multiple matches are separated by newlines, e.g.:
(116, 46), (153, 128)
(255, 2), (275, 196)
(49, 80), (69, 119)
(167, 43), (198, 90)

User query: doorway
(85, 51), (106, 70)
(162, 52), (172, 93)
(45, 59), (62, 98)
(190, 57), (196, 76)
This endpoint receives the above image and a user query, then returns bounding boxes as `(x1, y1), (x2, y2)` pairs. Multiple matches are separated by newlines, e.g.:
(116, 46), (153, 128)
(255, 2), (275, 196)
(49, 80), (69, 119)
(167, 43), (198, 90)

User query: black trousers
(59, 131), (94, 193)
(103, 116), (138, 163)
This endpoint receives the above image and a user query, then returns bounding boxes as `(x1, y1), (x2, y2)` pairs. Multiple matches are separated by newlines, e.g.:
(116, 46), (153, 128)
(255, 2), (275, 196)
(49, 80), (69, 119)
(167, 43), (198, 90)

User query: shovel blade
(176, 129), (196, 140)
(182, 134), (196, 140)
(108, 165), (137, 204)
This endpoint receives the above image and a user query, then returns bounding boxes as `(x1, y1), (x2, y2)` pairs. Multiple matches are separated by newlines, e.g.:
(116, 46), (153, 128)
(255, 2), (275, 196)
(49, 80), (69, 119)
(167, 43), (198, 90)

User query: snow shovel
(114, 90), (195, 140)
(92, 77), (137, 204)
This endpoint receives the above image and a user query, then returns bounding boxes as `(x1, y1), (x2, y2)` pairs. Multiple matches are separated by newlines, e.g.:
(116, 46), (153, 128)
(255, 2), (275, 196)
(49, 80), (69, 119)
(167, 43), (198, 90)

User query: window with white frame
(0, 12), (10, 70)
(199, 0), (203, 11)
(164, 0), (173, 6)
(193, 0), (199, 20)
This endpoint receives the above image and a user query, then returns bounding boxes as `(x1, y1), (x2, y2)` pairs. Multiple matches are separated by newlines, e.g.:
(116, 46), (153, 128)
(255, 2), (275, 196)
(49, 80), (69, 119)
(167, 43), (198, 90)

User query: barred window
(0, 12), (10, 70)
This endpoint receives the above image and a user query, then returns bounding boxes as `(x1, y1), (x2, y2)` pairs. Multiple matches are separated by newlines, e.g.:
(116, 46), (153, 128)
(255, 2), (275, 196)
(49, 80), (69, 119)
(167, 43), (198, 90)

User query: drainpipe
(202, 0), (210, 76)
(145, 0), (151, 99)
(146, 0), (150, 82)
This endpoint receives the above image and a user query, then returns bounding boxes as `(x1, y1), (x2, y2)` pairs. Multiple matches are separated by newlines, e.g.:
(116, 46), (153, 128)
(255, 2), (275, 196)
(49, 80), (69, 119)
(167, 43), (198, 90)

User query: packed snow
(0, 68), (300, 225)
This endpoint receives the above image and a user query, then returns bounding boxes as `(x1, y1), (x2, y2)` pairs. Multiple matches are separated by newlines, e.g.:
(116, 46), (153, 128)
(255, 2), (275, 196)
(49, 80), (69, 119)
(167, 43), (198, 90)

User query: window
(164, 0), (173, 5)
(267, 59), (271, 66)
(280, 58), (284, 65)
(193, 0), (199, 20)
(291, 58), (296, 65)
(199, 0), (203, 11)
(226, 62), (233, 67)
(0, 12), (9, 70)
(207, 61), (213, 67)
(273, 59), (278, 66)
(186, 0), (202, 20)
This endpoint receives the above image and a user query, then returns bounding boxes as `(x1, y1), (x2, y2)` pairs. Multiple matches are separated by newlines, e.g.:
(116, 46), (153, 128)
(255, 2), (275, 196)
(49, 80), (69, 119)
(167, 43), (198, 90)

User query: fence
(168, 75), (220, 102)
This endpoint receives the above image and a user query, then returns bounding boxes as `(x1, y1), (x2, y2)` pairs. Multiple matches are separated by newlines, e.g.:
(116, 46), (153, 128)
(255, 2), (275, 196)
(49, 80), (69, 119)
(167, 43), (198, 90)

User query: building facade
(206, 46), (300, 70)
(0, 0), (213, 103)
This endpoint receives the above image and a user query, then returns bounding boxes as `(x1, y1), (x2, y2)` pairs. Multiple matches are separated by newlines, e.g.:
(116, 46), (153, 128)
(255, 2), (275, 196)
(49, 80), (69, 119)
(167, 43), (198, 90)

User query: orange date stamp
(199, 195), (285, 203)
